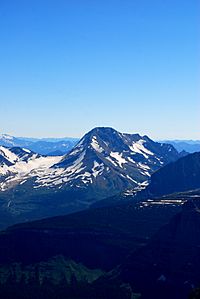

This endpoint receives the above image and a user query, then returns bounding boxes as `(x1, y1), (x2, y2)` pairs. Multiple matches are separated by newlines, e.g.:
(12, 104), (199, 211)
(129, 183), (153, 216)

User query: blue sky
(0, 0), (199, 139)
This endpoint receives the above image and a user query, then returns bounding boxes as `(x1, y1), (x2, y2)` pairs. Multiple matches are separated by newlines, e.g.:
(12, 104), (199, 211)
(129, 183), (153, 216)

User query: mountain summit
(49, 127), (182, 198)
(0, 127), (184, 228)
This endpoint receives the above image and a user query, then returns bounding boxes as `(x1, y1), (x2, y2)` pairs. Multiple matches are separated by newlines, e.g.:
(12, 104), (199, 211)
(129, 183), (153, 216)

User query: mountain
(52, 127), (184, 196)
(138, 151), (200, 200)
(0, 127), (184, 228)
(0, 128), (184, 195)
(161, 140), (200, 153)
(0, 134), (78, 155)
(115, 199), (200, 299)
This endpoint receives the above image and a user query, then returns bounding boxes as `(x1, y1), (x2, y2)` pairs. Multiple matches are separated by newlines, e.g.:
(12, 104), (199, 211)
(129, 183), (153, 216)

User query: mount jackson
(0, 127), (185, 228)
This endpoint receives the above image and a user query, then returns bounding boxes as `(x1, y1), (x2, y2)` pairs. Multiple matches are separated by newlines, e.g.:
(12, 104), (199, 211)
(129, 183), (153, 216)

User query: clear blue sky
(0, 0), (199, 139)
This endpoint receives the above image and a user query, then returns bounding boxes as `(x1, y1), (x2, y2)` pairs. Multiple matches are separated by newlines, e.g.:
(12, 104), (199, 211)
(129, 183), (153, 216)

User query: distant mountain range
(0, 134), (79, 155)
(161, 140), (200, 153)
(0, 127), (185, 229)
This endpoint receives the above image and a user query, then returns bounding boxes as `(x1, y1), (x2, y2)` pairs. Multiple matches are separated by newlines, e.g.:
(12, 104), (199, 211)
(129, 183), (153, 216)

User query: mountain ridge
(137, 151), (200, 200)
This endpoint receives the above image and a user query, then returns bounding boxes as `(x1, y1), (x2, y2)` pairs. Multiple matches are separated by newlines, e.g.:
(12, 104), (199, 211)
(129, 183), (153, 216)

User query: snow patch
(0, 146), (18, 163)
(91, 136), (104, 153)
(22, 148), (31, 153)
(92, 161), (104, 178)
(110, 152), (127, 167)
(129, 139), (154, 159)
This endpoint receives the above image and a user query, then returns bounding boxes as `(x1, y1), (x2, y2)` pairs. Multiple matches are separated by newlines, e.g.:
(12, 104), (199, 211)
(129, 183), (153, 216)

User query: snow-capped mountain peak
(0, 128), (184, 197)
(0, 127), (186, 227)
(30, 127), (183, 196)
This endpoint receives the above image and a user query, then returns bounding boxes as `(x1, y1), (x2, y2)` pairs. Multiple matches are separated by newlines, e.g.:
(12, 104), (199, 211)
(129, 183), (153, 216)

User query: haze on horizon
(0, 0), (199, 140)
